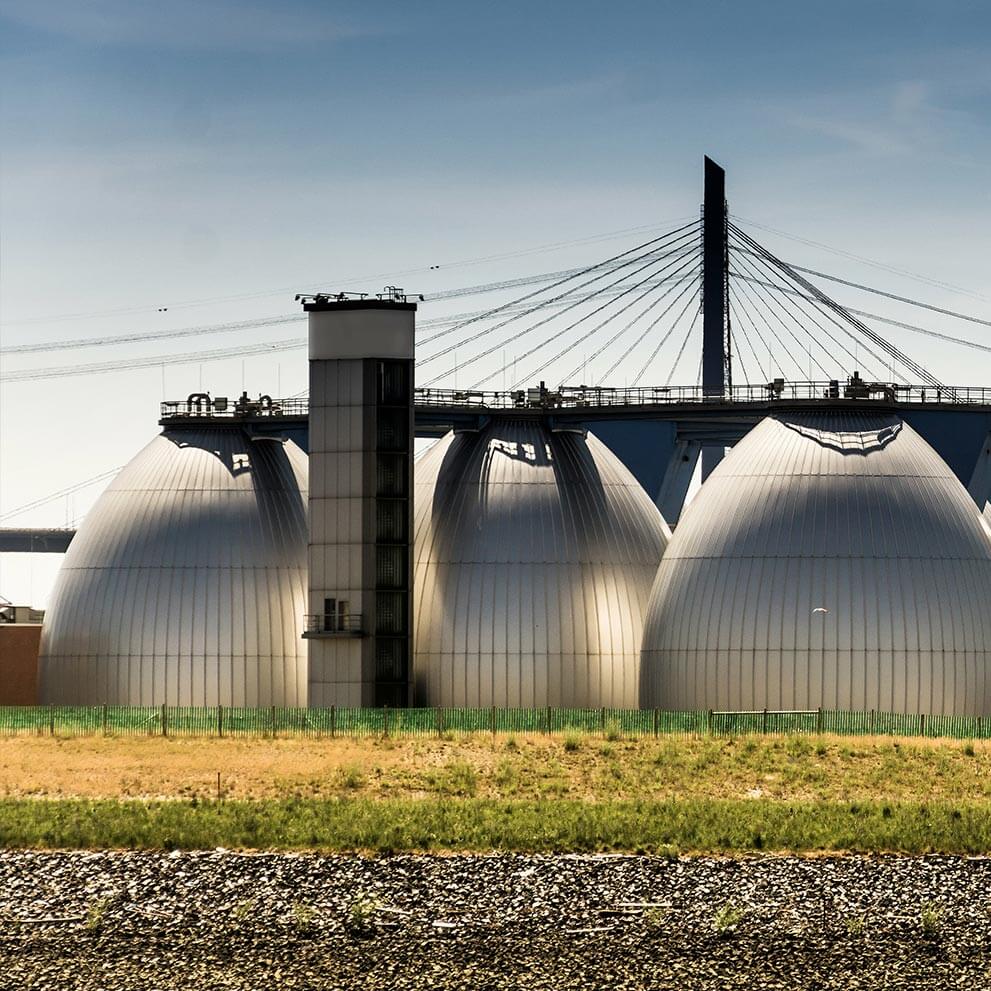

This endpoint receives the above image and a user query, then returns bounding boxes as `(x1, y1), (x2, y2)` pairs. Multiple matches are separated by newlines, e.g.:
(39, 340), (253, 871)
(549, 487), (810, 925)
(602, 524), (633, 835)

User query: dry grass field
(1, 732), (989, 803)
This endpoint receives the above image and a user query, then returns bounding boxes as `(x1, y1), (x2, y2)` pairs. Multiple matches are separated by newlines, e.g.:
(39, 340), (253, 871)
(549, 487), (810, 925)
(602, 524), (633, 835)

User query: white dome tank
(39, 427), (308, 706)
(640, 413), (991, 717)
(413, 420), (669, 708)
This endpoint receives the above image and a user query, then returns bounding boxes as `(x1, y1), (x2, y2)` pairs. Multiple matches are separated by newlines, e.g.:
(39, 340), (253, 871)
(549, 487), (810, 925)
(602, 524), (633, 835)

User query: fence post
(919, 712), (925, 737)
(102, 704), (108, 736)
(815, 707), (822, 735)
(653, 708), (659, 738)
(761, 708), (768, 735)
(544, 706), (551, 735)
(49, 704), (55, 737)
(706, 709), (713, 735)
(979, 716), (984, 739)
(270, 705), (276, 738)
(218, 704), (224, 738)
(869, 709), (876, 736)
(436, 707), (443, 738)
(490, 706), (497, 736)
(330, 705), (336, 739)
(600, 707), (606, 733)
(161, 704), (167, 738)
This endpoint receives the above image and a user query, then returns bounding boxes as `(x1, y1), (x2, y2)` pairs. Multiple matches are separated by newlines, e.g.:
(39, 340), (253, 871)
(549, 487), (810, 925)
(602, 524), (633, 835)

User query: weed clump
(347, 893), (379, 935)
(604, 718), (623, 743)
(338, 766), (365, 791)
(712, 901), (746, 933)
(292, 901), (319, 935)
(85, 895), (114, 932)
(920, 902), (942, 934)
(562, 730), (582, 753)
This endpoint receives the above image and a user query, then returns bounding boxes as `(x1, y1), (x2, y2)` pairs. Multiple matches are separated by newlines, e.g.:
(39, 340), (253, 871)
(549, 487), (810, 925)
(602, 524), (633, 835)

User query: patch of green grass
(844, 913), (867, 935)
(232, 898), (256, 922)
(920, 902), (942, 934)
(346, 893), (379, 934)
(424, 761), (478, 797)
(85, 895), (114, 932)
(562, 730), (582, 753)
(603, 718), (623, 742)
(712, 901), (746, 932)
(291, 901), (318, 934)
(1, 797), (991, 854)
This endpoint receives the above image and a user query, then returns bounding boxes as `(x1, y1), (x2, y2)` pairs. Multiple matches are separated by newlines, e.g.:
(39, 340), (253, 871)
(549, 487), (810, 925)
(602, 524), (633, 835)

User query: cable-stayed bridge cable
(731, 250), (832, 379)
(728, 234), (890, 380)
(632, 294), (701, 386)
(664, 308), (701, 387)
(729, 223), (946, 392)
(590, 271), (701, 385)
(423, 233), (700, 386)
(502, 257), (701, 390)
(418, 221), (699, 352)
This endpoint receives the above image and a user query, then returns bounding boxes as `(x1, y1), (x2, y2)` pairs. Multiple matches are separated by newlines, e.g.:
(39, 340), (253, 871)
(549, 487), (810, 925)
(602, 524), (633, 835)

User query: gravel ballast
(1, 851), (989, 989)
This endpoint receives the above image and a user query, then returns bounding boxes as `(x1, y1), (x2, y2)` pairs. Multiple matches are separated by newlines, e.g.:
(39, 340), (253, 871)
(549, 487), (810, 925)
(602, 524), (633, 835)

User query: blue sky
(3, 0), (991, 603)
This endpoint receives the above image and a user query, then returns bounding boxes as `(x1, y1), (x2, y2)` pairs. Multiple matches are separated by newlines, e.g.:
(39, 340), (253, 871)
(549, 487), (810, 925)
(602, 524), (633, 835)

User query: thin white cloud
(0, 0), (367, 51)
(776, 78), (980, 160)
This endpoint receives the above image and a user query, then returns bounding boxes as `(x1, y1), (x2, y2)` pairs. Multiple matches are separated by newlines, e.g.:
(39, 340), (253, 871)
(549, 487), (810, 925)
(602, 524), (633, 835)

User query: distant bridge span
(4, 382), (990, 555)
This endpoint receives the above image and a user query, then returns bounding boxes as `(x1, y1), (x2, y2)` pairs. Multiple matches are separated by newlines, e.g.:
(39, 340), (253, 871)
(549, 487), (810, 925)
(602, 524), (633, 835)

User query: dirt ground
(0, 732), (988, 803)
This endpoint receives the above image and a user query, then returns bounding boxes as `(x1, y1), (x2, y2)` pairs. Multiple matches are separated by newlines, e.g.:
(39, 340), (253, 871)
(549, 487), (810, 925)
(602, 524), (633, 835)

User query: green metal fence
(0, 705), (988, 740)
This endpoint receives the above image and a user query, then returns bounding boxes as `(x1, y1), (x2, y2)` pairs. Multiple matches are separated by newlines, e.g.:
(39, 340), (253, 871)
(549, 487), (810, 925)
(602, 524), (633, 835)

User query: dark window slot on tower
(375, 638), (408, 682)
(376, 454), (409, 497)
(378, 361), (410, 405)
(376, 500), (408, 542)
(376, 545), (407, 589)
(376, 407), (409, 450)
(375, 591), (407, 636)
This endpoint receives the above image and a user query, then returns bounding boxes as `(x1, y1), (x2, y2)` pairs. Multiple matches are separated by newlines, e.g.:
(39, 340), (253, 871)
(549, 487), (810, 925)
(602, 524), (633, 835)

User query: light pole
(812, 606), (829, 712)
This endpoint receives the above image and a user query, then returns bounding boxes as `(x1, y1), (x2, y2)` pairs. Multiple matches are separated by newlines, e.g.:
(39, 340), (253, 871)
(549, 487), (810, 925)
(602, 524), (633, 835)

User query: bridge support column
(656, 440), (701, 527)
(968, 430), (991, 521)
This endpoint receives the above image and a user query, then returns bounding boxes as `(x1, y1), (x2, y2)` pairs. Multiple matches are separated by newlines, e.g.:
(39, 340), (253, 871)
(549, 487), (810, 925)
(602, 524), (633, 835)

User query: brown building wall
(0, 626), (41, 705)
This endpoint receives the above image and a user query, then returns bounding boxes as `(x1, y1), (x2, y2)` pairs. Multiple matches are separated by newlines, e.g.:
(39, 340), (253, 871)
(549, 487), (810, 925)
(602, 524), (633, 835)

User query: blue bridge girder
(164, 384), (991, 526)
(10, 384), (990, 556)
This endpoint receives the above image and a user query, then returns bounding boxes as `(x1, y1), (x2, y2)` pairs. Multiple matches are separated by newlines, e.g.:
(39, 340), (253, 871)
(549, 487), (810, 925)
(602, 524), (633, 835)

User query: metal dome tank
(640, 412), (991, 717)
(39, 427), (308, 706)
(413, 419), (669, 708)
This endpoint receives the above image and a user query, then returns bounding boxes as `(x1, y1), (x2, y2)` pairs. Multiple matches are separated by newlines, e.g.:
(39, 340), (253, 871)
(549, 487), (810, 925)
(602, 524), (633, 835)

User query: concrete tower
(301, 292), (416, 707)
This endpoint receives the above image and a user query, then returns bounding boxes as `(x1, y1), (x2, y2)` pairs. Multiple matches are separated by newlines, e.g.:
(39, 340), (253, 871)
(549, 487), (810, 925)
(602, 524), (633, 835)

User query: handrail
(159, 381), (991, 421)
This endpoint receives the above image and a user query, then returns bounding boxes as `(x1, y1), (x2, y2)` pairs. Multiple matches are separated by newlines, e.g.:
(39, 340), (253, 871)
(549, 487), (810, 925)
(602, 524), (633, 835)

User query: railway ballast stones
(0, 851), (989, 989)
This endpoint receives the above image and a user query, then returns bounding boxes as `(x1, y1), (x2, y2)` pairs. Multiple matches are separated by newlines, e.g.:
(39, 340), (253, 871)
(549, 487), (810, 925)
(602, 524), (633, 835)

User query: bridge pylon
(701, 155), (730, 479)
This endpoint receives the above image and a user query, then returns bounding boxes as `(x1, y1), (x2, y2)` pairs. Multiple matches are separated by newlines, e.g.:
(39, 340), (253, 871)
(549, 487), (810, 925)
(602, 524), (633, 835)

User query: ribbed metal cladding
(640, 413), (991, 717)
(39, 428), (308, 706)
(413, 420), (669, 708)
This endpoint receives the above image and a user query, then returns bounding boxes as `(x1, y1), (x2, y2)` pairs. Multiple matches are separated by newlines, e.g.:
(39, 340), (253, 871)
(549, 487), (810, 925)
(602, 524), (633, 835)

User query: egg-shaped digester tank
(640, 413), (991, 717)
(39, 427), (308, 706)
(413, 420), (669, 708)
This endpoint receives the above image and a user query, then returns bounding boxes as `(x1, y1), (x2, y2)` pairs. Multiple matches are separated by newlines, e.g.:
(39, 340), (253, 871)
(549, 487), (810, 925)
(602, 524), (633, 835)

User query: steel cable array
(4, 216), (990, 394)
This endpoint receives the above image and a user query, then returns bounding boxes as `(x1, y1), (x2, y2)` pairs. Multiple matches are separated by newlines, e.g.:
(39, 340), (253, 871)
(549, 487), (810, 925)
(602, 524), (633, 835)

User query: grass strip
(0, 798), (990, 854)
